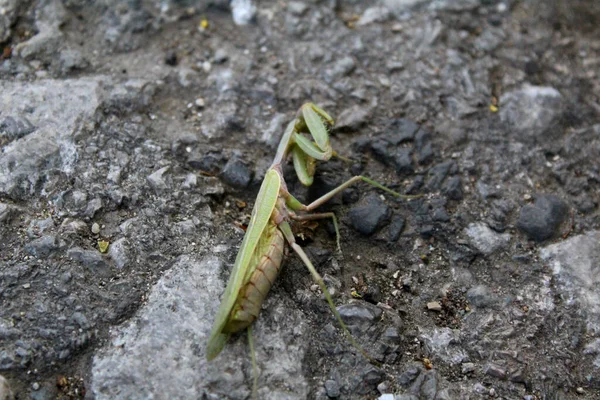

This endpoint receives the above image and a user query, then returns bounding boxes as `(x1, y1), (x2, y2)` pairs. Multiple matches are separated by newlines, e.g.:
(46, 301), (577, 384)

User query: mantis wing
(206, 169), (282, 360)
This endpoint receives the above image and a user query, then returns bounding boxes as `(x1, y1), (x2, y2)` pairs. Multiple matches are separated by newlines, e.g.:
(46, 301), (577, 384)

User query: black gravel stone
(25, 235), (60, 258)
(221, 157), (252, 188)
(415, 128), (433, 165)
(308, 168), (343, 205)
(342, 187), (359, 204)
(398, 366), (421, 387)
(361, 365), (384, 385)
(371, 138), (393, 164)
(188, 150), (225, 174)
(164, 51), (177, 66)
(393, 148), (414, 175)
(406, 175), (424, 195)
(363, 285), (382, 304)
(419, 224), (434, 238)
(387, 214), (406, 242)
(67, 247), (109, 276)
(388, 118), (420, 143)
(426, 161), (455, 191)
(351, 136), (371, 153)
(348, 194), (391, 235)
(337, 302), (383, 326)
(517, 194), (568, 241)
(324, 379), (340, 398)
(432, 207), (450, 222)
(370, 120), (422, 175)
(484, 363), (506, 379)
(442, 176), (463, 200)
(417, 142), (434, 165)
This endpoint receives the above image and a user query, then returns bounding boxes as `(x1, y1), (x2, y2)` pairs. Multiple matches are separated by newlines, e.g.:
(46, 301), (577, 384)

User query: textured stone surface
(2, 1), (600, 399)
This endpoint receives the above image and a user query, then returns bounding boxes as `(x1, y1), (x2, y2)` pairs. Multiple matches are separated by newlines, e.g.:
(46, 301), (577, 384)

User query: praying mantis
(206, 103), (416, 395)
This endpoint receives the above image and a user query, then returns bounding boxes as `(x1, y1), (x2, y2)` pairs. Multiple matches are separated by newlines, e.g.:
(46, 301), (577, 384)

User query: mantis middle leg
(290, 212), (341, 252)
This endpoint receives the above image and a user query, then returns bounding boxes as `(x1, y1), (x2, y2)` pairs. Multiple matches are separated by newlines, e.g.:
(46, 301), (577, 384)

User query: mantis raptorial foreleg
(301, 175), (420, 212)
(285, 175), (421, 251)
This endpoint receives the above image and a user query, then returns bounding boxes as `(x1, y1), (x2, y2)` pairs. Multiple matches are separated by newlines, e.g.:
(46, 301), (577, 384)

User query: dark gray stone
(509, 369), (527, 383)
(393, 148), (414, 175)
(84, 198), (103, 218)
(361, 365), (384, 386)
(187, 150), (226, 174)
(415, 129), (433, 165)
(108, 238), (131, 269)
(432, 207), (450, 222)
(324, 379), (340, 398)
(348, 195), (391, 235)
(388, 215), (406, 242)
(483, 363), (506, 379)
(0, 350), (15, 370)
(383, 327), (401, 343)
(147, 167), (171, 191)
(67, 247), (109, 276)
(388, 119), (420, 144)
(425, 161), (455, 191)
(221, 157), (252, 188)
(517, 195), (568, 242)
(442, 176), (463, 200)
(337, 302), (382, 327)
(71, 312), (90, 329)
(24, 235), (60, 258)
(398, 366), (421, 387)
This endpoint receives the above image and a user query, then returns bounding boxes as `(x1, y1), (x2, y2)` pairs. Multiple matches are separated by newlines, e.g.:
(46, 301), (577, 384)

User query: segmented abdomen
(223, 224), (285, 333)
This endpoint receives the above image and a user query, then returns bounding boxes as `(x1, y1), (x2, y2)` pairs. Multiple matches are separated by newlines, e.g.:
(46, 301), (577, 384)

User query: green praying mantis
(206, 103), (417, 395)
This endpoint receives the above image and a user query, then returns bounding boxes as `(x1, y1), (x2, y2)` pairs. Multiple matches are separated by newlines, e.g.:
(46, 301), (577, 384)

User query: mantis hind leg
(277, 221), (380, 366)
(248, 326), (258, 399)
(289, 242), (380, 366)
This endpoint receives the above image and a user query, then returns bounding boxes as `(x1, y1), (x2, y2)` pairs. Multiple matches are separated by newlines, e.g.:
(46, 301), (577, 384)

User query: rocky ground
(1, 0), (599, 399)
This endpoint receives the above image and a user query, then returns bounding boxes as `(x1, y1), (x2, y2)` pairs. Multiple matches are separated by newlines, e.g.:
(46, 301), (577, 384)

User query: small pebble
(427, 301), (442, 311)
(32, 382), (40, 391)
(576, 387), (585, 394)
(91, 223), (100, 234)
(461, 362), (475, 374)
(376, 382), (388, 394)
(22, 283), (31, 289)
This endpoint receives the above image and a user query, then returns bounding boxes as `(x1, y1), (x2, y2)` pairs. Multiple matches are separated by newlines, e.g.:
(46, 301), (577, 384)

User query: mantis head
(292, 103), (335, 186)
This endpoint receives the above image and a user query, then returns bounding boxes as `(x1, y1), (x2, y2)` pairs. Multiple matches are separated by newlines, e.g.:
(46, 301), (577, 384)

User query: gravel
(1, 1), (599, 399)
(517, 194), (569, 242)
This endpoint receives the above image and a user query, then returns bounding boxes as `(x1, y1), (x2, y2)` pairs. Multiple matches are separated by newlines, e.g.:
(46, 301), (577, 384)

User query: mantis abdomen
(223, 224), (285, 333)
